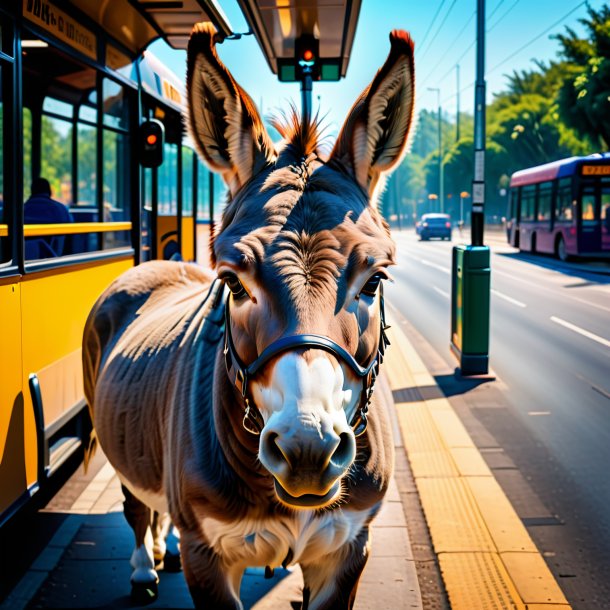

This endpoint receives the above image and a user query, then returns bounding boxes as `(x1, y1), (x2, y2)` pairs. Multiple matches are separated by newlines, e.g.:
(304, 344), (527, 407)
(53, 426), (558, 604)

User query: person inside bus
(24, 177), (73, 258)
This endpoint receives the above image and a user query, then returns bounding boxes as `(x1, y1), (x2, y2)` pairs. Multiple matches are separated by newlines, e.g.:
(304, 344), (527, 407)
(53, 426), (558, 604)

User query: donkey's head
(187, 23), (414, 509)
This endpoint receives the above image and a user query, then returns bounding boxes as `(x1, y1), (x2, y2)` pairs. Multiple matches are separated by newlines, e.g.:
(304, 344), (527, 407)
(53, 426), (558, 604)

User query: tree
(555, 5), (610, 149)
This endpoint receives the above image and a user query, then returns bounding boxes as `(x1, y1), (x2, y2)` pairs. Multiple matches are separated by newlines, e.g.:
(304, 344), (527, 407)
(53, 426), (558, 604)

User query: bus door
(579, 184), (602, 253)
(156, 142), (180, 260)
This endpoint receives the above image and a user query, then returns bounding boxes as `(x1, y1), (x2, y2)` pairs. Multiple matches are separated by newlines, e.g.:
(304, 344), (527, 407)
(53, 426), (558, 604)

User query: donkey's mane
(270, 107), (328, 161)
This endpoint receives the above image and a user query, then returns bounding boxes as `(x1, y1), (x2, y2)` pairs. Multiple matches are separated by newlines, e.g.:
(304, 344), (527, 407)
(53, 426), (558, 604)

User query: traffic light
(295, 35), (319, 80)
(139, 119), (164, 168)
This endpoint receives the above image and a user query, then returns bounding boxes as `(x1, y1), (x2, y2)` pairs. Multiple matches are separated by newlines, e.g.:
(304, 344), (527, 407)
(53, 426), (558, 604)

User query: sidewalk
(384, 306), (572, 610)
(2, 307), (574, 609)
(1, 383), (422, 610)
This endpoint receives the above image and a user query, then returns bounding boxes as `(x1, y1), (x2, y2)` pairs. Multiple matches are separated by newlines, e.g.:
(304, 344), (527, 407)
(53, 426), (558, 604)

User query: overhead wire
(416, 10), (476, 93)
(418, 0), (459, 62)
(439, 0), (588, 105)
(487, 0), (521, 33)
(487, 1), (587, 75)
(415, 0), (449, 57)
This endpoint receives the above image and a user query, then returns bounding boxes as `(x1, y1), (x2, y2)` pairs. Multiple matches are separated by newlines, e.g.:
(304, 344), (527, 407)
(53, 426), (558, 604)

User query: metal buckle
(352, 411), (368, 437)
(235, 369), (247, 398)
(242, 400), (262, 435)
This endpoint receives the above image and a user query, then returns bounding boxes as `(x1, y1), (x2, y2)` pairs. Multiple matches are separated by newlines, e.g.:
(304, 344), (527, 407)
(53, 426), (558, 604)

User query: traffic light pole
(301, 66), (313, 122)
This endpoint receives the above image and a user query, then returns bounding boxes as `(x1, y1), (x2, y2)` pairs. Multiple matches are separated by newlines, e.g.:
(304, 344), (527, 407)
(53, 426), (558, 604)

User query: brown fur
(83, 22), (415, 610)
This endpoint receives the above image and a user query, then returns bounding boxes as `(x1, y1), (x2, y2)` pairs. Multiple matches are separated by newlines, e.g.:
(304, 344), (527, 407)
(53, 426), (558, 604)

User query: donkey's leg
(300, 525), (371, 610)
(164, 522), (182, 572)
(151, 511), (171, 566)
(122, 484), (159, 604)
(180, 529), (242, 610)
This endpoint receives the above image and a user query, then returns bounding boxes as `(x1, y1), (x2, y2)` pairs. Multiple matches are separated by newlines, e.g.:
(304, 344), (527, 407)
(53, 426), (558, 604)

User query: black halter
(223, 289), (390, 437)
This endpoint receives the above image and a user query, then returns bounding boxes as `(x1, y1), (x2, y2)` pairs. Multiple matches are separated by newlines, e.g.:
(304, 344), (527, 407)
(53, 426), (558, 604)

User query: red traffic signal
(139, 119), (164, 168)
(295, 35), (319, 79)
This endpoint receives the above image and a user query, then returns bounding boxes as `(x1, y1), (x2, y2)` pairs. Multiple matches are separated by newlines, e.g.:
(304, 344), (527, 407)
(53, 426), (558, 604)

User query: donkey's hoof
(131, 581), (158, 605)
(163, 551), (182, 573)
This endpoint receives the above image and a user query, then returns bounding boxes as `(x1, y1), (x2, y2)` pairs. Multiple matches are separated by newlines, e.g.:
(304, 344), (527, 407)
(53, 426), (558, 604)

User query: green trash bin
(450, 245), (490, 375)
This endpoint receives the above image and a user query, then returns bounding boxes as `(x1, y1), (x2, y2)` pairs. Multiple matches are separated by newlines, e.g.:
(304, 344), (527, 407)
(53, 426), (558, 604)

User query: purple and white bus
(507, 153), (610, 261)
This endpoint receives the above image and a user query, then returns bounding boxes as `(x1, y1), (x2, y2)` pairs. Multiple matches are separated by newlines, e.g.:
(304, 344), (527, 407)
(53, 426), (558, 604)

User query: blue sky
(150, 0), (605, 138)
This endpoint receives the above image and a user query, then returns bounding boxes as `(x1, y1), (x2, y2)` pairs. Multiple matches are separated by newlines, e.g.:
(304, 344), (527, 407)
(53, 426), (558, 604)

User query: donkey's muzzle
(260, 427), (356, 508)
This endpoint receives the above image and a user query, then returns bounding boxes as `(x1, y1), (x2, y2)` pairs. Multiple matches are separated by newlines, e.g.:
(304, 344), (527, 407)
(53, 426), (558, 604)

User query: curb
(384, 312), (572, 610)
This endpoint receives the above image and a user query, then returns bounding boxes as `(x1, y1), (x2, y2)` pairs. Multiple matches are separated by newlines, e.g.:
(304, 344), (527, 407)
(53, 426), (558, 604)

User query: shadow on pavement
(434, 372), (495, 398)
(392, 373), (494, 405)
(20, 510), (299, 610)
(497, 251), (610, 282)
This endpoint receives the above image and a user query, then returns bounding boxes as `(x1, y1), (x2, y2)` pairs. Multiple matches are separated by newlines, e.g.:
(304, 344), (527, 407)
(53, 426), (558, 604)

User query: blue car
(416, 213), (452, 241)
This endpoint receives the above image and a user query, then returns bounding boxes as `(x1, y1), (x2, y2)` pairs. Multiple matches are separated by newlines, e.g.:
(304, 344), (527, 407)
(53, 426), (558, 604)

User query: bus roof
(510, 152), (610, 187)
(71, 0), (232, 54)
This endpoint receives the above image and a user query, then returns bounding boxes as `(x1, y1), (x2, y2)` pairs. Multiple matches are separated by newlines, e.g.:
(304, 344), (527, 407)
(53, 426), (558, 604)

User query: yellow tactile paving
(466, 477), (537, 553)
(449, 447), (493, 477)
(439, 552), (525, 610)
(396, 405), (458, 477)
(385, 310), (572, 610)
(428, 407), (476, 448)
(416, 477), (495, 553)
(500, 553), (570, 606)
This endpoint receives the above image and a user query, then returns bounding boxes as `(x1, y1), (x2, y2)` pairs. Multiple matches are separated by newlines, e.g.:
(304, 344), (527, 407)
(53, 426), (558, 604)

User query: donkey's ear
(329, 30), (415, 206)
(187, 23), (276, 197)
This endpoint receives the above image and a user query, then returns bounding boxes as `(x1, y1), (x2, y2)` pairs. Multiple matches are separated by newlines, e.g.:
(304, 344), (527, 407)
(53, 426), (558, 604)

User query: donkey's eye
(359, 273), (384, 298)
(222, 273), (247, 300)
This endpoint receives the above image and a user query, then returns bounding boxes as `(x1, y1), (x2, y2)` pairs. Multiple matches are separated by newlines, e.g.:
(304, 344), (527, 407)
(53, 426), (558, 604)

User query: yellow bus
(0, 0), (230, 526)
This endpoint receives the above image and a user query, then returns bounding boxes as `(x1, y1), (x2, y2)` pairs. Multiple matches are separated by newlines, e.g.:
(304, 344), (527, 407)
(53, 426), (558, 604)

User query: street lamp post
(427, 87), (443, 213)
(449, 0), (490, 377)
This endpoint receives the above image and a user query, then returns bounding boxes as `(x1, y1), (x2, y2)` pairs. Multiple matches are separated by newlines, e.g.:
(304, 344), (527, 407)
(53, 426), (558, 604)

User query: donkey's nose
(259, 423), (356, 499)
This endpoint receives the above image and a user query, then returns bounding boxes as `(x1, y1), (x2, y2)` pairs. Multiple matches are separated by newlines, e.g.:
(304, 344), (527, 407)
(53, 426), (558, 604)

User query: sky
(150, 0), (606, 139)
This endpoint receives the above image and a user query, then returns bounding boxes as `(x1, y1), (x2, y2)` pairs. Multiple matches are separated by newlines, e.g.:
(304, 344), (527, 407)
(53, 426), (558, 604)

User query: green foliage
(554, 5), (610, 148)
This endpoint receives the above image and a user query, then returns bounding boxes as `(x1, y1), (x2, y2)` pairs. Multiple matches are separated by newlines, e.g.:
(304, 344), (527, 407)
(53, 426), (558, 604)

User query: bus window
(41, 98), (73, 205)
(159, 142), (178, 216)
(521, 184), (536, 222)
(197, 158), (209, 221)
(103, 79), (129, 130)
(77, 124), (97, 207)
(141, 166), (153, 261)
(0, 61), (6, 264)
(102, 78), (130, 249)
(182, 147), (194, 218)
(601, 179), (610, 236)
(0, 64), (3, 226)
(23, 107), (32, 199)
(538, 181), (552, 222)
(581, 188), (596, 225)
(556, 178), (573, 222)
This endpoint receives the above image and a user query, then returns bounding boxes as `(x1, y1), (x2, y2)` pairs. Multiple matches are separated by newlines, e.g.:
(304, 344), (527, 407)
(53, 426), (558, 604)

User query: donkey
(83, 22), (414, 610)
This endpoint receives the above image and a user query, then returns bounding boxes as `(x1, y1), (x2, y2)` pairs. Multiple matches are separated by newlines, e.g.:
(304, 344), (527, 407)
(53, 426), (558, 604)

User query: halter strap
(223, 289), (390, 436)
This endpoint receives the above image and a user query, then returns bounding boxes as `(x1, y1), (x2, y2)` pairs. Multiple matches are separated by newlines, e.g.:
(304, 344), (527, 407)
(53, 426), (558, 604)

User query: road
(386, 228), (610, 609)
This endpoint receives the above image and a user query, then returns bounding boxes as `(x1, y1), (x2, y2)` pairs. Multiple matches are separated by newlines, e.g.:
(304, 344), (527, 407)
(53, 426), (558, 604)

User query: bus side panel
(537, 227), (555, 254)
(196, 222), (213, 268)
(0, 282), (30, 517)
(181, 216), (195, 262)
(20, 257), (133, 483)
(157, 215), (179, 261)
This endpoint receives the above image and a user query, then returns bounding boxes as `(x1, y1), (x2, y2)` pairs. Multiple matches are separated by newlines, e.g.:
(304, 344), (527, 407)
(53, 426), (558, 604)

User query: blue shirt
(24, 194), (74, 257)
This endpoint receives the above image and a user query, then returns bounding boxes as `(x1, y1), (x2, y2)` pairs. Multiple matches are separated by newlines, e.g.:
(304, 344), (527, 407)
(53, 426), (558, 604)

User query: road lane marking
(433, 286), (450, 299)
(528, 411), (551, 416)
(490, 289), (527, 308)
(420, 259), (451, 274)
(550, 316), (610, 349)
